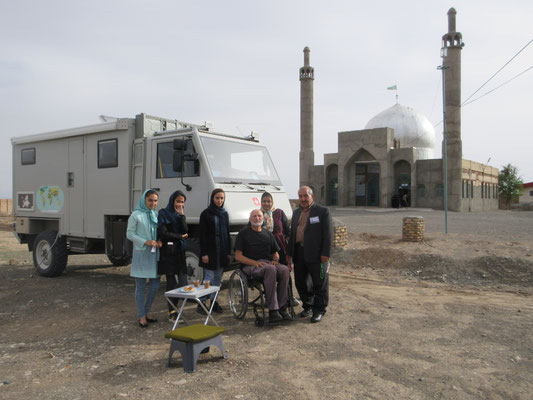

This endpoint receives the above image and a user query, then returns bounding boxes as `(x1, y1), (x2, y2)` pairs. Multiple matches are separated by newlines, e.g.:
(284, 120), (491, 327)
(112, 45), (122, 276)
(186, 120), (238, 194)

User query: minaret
(299, 46), (315, 188)
(441, 8), (464, 211)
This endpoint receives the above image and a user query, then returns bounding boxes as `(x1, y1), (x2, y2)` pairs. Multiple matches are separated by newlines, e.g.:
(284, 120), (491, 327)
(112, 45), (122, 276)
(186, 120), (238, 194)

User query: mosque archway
(394, 160), (411, 207)
(343, 148), (380, 206)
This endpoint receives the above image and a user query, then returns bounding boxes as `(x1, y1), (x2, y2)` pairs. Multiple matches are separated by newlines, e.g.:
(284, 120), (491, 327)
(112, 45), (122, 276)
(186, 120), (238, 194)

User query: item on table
(182, 286), (195, 292)
(203, 280), (210, 288)
(193, 280), (200, 288)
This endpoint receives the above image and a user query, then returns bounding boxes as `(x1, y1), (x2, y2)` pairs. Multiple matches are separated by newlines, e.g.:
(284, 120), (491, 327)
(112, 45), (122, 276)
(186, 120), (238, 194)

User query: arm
(126, 213), (147, 248)
(179, 215), (188, 239)
(320, 207), (333, 262)
(199, 211), (209, 257)
(281, 210), (290, 240)
(158, 223), (183, 241)
(235, 249), (262, 267)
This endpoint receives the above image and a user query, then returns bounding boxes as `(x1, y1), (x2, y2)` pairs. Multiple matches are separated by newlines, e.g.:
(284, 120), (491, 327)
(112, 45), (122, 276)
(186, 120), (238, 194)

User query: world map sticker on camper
(36, 186), (64, 212)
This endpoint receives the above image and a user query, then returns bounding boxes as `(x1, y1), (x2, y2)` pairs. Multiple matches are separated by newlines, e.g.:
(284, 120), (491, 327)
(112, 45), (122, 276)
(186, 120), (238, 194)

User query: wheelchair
(228, 267), (296, 327)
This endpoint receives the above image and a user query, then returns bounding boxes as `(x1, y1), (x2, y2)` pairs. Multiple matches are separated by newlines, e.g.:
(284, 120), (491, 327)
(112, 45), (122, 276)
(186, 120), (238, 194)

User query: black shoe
(279, 309), (293, 321)
(138, 320), (148, 328)
(311, 312), (325, 323)
(146, 316), (158, 323)
(196, 303), (207, 315)
(269, 310), (283, 323)
(299, 308), (312, 318)
(212, 301), (223, 314)
(290, 297), (301, 307)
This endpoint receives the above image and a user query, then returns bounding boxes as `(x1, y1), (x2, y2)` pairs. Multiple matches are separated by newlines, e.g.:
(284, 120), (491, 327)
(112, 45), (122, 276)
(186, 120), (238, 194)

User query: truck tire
(185, 238), (204, 284)
(107, 255), (132, 266)
(32, 231), (68, 277)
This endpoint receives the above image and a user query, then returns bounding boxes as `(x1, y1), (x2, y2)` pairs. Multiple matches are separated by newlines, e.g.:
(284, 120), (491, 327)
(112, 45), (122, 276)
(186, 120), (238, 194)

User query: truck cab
(12, 114), (292, 279)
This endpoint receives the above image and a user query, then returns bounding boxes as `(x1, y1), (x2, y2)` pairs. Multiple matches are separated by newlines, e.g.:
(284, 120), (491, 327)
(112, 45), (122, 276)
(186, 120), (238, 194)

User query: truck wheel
(32, 231), (68, 277)
(107, 255), (132, 266)
(185, 238), (204, 284)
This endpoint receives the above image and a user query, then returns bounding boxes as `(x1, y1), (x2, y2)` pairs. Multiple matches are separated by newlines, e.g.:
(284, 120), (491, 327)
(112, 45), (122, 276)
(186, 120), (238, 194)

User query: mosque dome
(364, 103), (436, 159)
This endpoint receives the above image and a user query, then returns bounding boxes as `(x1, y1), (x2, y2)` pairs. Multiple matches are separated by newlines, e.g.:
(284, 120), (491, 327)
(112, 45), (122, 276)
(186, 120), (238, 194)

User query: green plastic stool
(164, 324), (227, 372)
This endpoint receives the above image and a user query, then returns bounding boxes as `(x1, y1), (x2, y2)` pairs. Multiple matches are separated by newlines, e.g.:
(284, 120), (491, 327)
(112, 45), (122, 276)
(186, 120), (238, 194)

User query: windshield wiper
(248, 182), (281, 190)
(219, 181), (255, 190)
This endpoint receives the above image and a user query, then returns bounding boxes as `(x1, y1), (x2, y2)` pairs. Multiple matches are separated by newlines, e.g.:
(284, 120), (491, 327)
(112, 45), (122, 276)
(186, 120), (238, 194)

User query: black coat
(199, 208), (231, 270)
(157, 216), (188, 275)
(287, 203), (332, 263)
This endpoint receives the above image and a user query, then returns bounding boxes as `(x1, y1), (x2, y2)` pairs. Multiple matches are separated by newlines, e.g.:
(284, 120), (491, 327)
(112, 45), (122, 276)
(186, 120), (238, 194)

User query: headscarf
(158, 190), (186, 232)
(261, 193), (275, 232)
(135, 189), (158, 240)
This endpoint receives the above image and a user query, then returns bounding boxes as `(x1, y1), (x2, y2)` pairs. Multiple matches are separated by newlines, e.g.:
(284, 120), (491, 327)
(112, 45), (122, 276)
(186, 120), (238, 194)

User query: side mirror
(173, 138), (187, 151)
(173, 151), (184, 172)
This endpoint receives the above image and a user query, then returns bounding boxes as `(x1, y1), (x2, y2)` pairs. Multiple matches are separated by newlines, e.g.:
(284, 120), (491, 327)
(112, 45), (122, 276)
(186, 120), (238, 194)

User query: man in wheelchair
(234, 209), (292, 323)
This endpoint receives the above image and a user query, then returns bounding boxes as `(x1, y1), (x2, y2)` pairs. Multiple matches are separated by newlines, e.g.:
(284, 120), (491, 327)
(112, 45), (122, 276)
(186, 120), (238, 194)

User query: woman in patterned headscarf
(126, 189), (162, 327)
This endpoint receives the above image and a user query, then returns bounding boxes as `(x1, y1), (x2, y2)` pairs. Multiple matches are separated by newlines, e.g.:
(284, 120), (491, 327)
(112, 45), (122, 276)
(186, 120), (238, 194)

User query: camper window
(98, 139), (118, 168)
(21, 148), (36, 165)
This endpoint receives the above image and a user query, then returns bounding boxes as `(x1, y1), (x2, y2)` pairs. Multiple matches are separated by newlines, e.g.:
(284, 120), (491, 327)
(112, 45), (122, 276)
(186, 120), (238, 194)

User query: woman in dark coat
(199, 188), (231, 314)
(158, 190), (188, 321)
(260, 191), (300, 306)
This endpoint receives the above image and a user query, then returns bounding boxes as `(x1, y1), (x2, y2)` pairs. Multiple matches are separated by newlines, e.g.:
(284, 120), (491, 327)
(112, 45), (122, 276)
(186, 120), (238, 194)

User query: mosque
(299, 8), (499, 212)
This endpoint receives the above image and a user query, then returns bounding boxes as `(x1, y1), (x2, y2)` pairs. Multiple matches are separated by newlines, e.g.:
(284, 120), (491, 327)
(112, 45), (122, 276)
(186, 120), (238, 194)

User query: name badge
(167, 242), (174, 245)
(310, 216), (320, 224)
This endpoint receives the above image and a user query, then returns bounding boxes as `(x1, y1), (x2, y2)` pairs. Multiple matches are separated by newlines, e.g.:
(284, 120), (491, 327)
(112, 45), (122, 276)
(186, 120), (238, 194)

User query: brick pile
(402, 216), (425, 242)
(333, 224), (347, 248)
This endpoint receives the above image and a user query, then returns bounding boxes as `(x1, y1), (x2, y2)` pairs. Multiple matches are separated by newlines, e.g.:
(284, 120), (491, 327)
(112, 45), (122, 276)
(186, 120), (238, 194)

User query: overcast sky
(1, 0), (532, 199)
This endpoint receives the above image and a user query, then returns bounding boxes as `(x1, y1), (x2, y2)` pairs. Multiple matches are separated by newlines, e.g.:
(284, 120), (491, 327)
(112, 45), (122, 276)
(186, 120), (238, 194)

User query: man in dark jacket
(287, 186), (332, 323)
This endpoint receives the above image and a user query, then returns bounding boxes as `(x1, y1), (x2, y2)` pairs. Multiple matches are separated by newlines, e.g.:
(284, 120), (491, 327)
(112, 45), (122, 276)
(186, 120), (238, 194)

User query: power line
(462, 65), (533, 107)
(462, 38), (533, 105)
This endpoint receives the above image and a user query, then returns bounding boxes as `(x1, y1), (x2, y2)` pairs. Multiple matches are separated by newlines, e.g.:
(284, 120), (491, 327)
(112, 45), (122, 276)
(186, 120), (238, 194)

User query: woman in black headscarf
(198, 188), (231, 314)
(158, 190), (188, 322)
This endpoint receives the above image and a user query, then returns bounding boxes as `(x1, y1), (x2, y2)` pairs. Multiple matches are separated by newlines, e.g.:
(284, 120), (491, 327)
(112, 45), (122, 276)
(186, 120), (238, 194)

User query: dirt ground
(1, 211), (532, 400)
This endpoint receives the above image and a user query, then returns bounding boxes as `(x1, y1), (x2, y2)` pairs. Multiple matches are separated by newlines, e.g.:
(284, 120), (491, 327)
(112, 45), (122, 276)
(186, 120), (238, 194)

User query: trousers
(242, 261), (290, 311)
(294, 245), (329, 313)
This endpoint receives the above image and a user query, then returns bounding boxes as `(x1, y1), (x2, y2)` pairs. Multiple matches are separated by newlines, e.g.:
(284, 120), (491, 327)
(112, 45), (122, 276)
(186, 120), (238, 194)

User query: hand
(175, 204), (184, 215)
(320, 256), (329, 263)
(270, 259), (279, 265)
(157, 241), (163, 248)
(254, 261), (263, 268)
(202, 255), (209, 264)
(145, 240), (158, 247)
(182, 233), (188, 239)
(286, 256), (292, 265)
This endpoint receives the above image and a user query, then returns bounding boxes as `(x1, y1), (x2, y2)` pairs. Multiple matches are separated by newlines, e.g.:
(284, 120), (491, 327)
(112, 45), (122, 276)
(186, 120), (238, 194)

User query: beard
(250, 221), (263, 227)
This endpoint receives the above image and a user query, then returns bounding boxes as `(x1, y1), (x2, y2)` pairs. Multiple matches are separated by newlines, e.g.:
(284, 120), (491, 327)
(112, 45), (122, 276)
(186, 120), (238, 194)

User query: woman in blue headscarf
(198, 188), (231, 314)
(126, 189), (162, 327)
(158, 190), (188, 322)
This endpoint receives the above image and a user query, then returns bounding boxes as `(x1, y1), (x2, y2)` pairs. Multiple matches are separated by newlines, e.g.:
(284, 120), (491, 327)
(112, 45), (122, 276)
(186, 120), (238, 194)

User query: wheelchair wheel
(229, 269), (248, 319)
(254, 317), (265, 327)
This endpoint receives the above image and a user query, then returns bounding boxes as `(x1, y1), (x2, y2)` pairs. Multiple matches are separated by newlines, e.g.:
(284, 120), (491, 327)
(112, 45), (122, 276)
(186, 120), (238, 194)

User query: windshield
(200, 136), (282, 185)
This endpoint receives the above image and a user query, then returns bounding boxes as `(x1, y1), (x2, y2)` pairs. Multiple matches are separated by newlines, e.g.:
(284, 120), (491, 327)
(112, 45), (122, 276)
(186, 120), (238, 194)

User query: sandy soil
(1, 216), (532, 399)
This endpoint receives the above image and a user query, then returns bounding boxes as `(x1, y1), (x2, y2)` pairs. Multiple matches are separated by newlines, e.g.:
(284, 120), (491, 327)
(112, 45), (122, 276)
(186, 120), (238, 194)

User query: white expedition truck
(11, 113), (292, 280)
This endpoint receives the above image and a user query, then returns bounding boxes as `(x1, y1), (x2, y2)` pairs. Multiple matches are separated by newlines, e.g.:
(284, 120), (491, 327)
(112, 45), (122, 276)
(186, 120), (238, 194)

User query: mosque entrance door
(328, 178), (338, 206)
(355, 162), (380, 206)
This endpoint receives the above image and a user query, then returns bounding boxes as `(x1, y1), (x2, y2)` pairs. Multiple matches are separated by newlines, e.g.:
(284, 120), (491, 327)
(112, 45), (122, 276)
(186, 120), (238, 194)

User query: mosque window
(465, 181), (469, 198)
(481, 182), (484, 199)
(416, 184), (425, 198)
(470, 181), (474, 198)
(462, 180), (465, 198)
